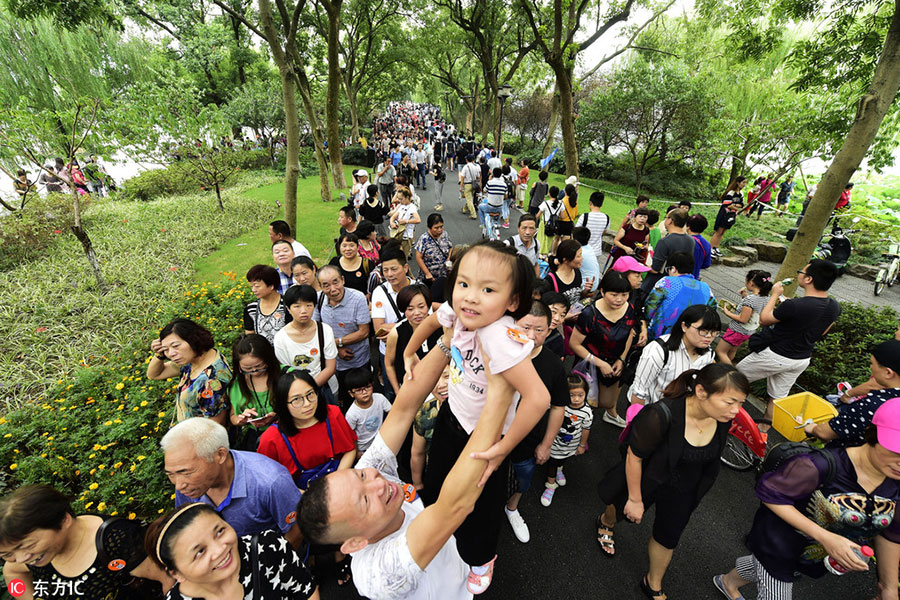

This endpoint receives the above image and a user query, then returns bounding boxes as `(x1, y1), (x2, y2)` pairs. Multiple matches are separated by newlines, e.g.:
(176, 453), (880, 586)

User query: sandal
(336, 554), (352, 587)
(639, 576), (666, 600)
(595, 515), (615, 557)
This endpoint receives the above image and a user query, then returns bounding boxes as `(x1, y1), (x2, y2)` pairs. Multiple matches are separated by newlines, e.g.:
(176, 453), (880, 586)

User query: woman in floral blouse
(413, 213), (453, 286)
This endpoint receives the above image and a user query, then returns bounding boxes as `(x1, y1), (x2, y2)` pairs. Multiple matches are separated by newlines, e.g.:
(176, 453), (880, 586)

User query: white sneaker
(602, 411), (628, 428)
(505, 508), (530, 543)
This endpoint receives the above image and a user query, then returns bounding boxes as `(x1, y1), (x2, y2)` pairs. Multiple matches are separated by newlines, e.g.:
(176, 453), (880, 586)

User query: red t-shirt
(258, 405), (357, 474)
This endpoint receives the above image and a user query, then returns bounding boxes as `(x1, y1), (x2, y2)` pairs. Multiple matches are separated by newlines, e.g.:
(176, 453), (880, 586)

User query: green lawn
(194, 166), (362, 282)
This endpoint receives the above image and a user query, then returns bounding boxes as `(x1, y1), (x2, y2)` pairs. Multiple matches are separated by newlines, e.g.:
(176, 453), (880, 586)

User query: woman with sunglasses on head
(597, 364), (750, 600)
(257, 370), (357, 585)
(145, 503), (319, 600)
(1, 485), (172, 600)
(228, 334), (283, 451)
(628, 305), (721, 407)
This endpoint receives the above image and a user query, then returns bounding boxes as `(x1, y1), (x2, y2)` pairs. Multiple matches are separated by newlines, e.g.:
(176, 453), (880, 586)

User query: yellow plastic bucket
(773, 392), (838, 442)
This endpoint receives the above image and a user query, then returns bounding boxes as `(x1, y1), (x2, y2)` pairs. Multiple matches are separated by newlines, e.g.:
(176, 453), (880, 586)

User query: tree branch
(210, 0), (265, 39)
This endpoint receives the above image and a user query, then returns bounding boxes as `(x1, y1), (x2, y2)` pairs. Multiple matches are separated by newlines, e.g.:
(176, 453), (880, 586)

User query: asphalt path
(319, 170), (878, 600)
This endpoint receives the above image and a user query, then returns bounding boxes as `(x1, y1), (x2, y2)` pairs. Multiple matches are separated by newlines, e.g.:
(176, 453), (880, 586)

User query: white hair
(160, 417), (229, 461)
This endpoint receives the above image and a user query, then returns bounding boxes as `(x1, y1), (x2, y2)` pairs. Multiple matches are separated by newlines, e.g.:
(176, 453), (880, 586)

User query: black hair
(555, 239), (581, 264)
(426, 213), (444, 228)
(805, 258), (839, 291)
(634, 207), (650, 217)
(231, 334), (281, 406)
(366, 184), (379, 197)
(636, 194), (650, 206)
(492, 167), (502, 178)
(344, 365), (375, 391)
(589, 191), (604, 207)
(665, 304), (721, 354)
(746, 270), (773, 296)
(518, 213), (537, 226)
(668, 208), (689, 228)
(246, 264), (280, 289)
(272, 239), (294, 252)
(337, 232), (360, 246)
(864, 424), (878, 446)
(297, 479), (333, 545)
(291, 255), (317, 271)
(666, 251), (695, 275)
(646, 209), (660, 227)
(446, 240), (534, 320)
(380, 244), (408, 266)
(564, 184), (577, 204)
(532, 278), (551, 297)
(526, 299), (552, 326)
(541, 290), (570, 312)
(599, 271), (631, 295)
(0, 485), (74, 546)
(339, 205), (357, 221)
(356, 220), (376, 239)
(687, 214), (708, 233)
(572, 226), (591, 246)
(270, 220), (292, 237)
(273, 370), (327, 436)
(549, 185), (559, 199)
(678, 200), (692, 210)
(662, 363), (750, 400)
(397, 284), (431, 312)
(145, 504), (220, 571)
(283, 284), (318, 308)
(567, 373), (589, 394)
(539, 170), (548, 181)
(159, 318), (215, 356)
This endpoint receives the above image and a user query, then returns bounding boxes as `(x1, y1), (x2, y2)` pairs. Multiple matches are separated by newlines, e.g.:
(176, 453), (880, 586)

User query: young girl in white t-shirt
(715, 270), (773, 364)
(541, 374), (593, 507)
(403, 240), (549, 594)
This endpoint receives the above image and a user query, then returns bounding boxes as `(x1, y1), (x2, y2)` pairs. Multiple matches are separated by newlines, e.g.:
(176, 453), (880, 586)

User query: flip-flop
(712, 574), (745, 600)
(595, 515), (615, 557)
(639, 576), (666, 600)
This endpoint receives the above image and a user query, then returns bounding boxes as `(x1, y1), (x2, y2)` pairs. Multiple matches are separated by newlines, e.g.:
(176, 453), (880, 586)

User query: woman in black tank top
(384, 284), (442, 394)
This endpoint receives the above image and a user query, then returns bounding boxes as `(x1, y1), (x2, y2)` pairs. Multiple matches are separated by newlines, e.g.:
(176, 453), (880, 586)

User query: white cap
(355, 170), (368, 178)
(565, 175), (579, 186)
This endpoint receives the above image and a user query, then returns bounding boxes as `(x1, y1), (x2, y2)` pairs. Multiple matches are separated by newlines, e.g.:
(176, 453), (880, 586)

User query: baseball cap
(611, 256), (651, 273)
(355, 170), (368, 178)
(872, 397), (900, 453)
(565, 175), (579, 186)
(872, 339), (900, 373)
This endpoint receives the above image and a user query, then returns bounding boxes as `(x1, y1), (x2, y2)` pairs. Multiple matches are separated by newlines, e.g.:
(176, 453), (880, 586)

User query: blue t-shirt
(645, 275), (716, 339)
(691, 234), (711, 279)
(175, 450), (301, 536)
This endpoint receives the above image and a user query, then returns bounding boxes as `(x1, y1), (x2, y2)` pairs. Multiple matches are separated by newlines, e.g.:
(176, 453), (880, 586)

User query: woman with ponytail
(595, 363), (750, 600)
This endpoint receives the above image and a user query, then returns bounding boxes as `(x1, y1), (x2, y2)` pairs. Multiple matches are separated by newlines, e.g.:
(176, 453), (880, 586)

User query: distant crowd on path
(3, 101), (899, 600)
(9, 156), (114, 206)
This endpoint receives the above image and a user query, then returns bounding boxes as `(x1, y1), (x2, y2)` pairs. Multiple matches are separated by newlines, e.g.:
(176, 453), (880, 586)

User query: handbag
(747, 325), (776, 353)
(278, 419), (340, 491)
(572, 356), (599, 406)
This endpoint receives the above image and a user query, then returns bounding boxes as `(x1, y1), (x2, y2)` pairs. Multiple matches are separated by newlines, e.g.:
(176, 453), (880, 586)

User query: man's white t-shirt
(272, 324), (339, 393)
(345, 393), (392, 452)
(371, 282), (405, 354)
(352, 434), (470, 600)
(291, 240), (312, 259)
(394, 204), (419, 239)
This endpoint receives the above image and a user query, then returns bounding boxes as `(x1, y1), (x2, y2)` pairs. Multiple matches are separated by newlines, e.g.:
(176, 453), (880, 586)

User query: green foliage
(0, 276), (254, 515)
(0, 193), (82, 271)
(798, 303), (899, 394)
(341, 144), (370, 166)
(0, 175), (280, 407)
(120, 151), (272, 201)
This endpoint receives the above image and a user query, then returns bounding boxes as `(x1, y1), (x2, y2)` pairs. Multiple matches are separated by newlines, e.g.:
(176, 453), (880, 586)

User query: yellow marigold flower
(170, 493), (176, 500)
(158, 411), (166, 418)
(85, 502), (94, 509)
(115, 383), (124, 391)
(97, 502), (106, 512)
(9, 463), (17, 470)
(128, 513), (137, 520)
(2, 434), (10, 438)
(113, 462), (123, 469)
(89, 483), (99, 490)
(137, 455), (146, 461)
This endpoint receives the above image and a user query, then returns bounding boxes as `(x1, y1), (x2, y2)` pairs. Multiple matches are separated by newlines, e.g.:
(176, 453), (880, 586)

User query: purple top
(746, 448), (900, 582)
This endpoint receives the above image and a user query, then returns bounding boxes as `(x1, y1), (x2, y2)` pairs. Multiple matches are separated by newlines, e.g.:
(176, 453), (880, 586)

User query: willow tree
(0, 15), (151, 291)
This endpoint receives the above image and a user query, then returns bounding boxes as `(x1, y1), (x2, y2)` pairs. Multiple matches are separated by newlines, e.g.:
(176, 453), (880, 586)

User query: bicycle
(720, 407), (768, 471)
(482, 208), (503, 241)
(874, 242), (900, 296)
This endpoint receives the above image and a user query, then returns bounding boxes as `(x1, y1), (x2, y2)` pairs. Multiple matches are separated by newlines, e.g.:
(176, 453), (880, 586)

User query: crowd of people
(2, 102), (898, 600)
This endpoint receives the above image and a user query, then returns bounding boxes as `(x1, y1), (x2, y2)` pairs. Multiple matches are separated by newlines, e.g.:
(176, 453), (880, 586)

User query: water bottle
(780, 278), (793, 286)
(823, 545), (873, 575)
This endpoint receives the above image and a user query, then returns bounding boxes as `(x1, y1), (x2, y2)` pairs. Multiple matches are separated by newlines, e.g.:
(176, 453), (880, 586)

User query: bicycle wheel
(875, 270), (886, 296)
(720, 435), (758, 471)
(888, 262), (899, 287)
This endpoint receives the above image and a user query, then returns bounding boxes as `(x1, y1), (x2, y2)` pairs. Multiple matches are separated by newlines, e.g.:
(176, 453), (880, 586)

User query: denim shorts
(511, 457), (537, 494)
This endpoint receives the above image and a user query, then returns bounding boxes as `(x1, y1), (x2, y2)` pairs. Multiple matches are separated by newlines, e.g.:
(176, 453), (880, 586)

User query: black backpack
(758, 442), (837, 485)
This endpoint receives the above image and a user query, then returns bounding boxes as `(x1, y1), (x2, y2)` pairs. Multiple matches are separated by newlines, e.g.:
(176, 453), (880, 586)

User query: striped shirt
(576, 211), (610, 258)
(550, 404), (593, 459)
(627, 335), (715, 404)
(484, 178), (508, 207)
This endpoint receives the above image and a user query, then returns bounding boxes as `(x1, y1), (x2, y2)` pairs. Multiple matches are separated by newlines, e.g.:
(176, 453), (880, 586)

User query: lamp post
(497, 84), (513, 156)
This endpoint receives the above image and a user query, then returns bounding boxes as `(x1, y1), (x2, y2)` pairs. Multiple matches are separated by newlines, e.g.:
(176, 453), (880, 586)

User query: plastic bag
(572, 357), (599, 407)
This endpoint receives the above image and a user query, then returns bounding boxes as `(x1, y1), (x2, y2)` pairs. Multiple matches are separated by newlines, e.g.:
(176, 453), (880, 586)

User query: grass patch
(0, 173), (281, 408)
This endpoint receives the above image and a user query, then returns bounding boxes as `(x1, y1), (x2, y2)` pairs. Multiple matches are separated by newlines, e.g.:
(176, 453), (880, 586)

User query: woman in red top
(257, 369), (356, 584)
(610, 208), (650, 266)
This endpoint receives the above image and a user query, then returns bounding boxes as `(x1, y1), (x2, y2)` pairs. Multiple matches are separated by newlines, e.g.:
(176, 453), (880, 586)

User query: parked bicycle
(720, 406), (768, 471)
(874, 241), (900, 296)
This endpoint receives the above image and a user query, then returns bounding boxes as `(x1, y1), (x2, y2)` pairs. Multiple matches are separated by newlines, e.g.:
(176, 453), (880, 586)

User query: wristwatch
(436, 336), (452, 359)
(337, 338), (344, 348)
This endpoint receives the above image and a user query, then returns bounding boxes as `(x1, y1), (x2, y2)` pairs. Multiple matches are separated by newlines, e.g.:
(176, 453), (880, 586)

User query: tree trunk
(554, 64), (578, 177)
(70, 190), (106, 291)
(543, 85), (560, 158)
(214, 182), (224, 211)
(295, 69), (333, 203)
(324, 1), (346, 189)
(279, 68), (301, 230)
(776, 5), (900, 294)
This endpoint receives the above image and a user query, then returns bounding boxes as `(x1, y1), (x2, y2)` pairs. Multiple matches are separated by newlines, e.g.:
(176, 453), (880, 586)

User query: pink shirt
(436, 302), (533, 434)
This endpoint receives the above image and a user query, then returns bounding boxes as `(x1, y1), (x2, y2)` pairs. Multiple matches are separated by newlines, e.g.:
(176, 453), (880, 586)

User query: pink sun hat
(611, 256), (651, 273)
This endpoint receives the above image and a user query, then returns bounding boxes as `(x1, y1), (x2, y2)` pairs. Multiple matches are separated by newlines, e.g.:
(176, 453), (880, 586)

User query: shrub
(0, 277), (254, 516)
(798, 302), (899, 395)
(0, 193), (82, 271)
(120, 150), (272, 201)
(341, 144), (370, 166)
